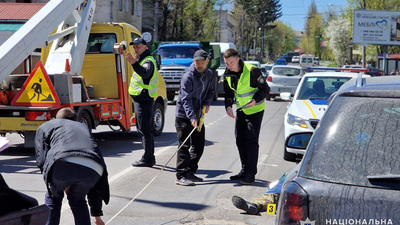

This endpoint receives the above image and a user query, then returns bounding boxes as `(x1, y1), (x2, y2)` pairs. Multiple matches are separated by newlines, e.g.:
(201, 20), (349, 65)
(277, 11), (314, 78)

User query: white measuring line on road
(105, 114), (228, 224)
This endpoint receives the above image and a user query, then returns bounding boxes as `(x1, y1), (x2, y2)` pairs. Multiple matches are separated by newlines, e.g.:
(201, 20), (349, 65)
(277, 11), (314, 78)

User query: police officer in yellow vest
(223, 49), (269, 185)
(126, 37), (158, 167)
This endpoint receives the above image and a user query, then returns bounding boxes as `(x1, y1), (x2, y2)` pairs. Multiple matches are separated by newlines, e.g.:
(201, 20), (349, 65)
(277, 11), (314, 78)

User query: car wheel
(153, 102), (164, 136)
(266, 93), (271, 101)
(283, 146), (297, 162)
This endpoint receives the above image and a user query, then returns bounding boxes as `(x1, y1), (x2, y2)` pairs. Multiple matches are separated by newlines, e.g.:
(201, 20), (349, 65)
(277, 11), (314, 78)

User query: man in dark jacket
(175, 50), (215, 186)
(126, 37), (158, 167)
(35, 108), (110, 225)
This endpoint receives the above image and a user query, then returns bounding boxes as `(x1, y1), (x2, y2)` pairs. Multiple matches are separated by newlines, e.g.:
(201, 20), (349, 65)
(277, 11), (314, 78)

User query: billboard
(353, 10), (400, 45)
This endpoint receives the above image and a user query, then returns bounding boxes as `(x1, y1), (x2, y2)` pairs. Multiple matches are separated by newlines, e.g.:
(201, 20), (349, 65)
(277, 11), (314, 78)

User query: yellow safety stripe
(302, 100), (316, 119)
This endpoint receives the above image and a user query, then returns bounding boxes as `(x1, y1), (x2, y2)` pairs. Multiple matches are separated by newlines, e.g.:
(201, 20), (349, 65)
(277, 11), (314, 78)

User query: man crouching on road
(35, 108), (110, 225)
(175, 50), (215, 186)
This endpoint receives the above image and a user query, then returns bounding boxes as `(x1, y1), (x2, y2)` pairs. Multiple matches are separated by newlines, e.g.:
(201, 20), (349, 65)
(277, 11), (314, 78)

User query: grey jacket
(176, 63), (215, 122)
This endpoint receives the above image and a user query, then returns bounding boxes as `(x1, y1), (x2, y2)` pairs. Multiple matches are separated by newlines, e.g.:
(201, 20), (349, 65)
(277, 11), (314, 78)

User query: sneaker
(232, 196), (258, 215)
(240, 176), (255, 185)
(175, 177), (195, 186)
(132, 160), (155, 167)
(185, 172), (203, 182)
(230, 171), (245, 180)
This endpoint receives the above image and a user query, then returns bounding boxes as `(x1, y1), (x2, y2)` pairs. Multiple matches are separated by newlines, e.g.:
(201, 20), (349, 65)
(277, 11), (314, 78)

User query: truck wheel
(153, 102), (164, 136)
(77, 108), (93, 131)
(167, 92), (175, 101)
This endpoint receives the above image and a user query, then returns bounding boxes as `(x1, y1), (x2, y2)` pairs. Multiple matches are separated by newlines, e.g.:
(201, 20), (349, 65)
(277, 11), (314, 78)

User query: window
(86, 33), (117, 54)
(136, 1), (141, 16)
(131, 0), (135, 15)
(118, 0), (122, 11)
(302, 97), (400, 189)
(125, 0), (129, 13)
(131, 33), (141, 43)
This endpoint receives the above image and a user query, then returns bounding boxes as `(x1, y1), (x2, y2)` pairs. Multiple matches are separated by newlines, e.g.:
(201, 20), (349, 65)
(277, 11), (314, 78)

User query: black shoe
(230, 171), (245, 180)
(132, 160), (155, 167)
(240, 176), (255, 185)
(185, 172), (203, 182)
(232, 196), (258, 215)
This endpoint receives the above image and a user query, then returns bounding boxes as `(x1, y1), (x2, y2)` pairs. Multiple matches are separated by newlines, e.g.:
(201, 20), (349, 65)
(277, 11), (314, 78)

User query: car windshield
(158, 47), (199, 59)
(272, 67), (300, 76)
(300, 97), (400, 189)
(296, 77), (351, 100)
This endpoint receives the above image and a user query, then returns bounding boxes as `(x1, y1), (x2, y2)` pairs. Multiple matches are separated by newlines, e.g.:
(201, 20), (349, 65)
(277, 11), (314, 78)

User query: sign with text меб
(353, 10), (400, 46)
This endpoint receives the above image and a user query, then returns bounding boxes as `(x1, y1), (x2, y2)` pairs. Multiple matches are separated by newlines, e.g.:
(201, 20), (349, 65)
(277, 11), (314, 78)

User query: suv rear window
(272, 67), (300, 76)
(300, 96), (400, 188)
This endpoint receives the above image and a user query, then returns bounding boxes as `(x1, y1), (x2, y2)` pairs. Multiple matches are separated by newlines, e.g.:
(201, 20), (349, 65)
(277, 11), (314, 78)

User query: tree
(325, 17), (350, 66)
(302, 0), (323, 57)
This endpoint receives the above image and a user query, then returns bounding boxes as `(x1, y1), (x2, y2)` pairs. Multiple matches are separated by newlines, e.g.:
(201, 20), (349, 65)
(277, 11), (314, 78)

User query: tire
(283, 146), (297, 162)
(77, 108), (93, 131)
(167, 91), (175, 101)
(266, 93), (271, 101)
(153, 102), (165, 136)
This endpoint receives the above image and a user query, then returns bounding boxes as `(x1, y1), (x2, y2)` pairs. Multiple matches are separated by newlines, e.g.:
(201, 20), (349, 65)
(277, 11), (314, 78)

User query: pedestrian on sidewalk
(175, 50), (215, 186)
(223, 49), (269, 185)
(35, 108), (110, 225)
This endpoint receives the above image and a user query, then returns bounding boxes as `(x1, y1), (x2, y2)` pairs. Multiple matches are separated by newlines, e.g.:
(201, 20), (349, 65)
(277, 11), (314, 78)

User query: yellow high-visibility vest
(129, 56), (158, 98)
(225, 63), (265, 115)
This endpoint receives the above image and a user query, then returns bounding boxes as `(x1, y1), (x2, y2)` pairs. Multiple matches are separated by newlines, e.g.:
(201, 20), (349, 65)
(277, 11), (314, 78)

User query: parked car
(243, 60), (260, 68)
(276, 75), (400, 225)
(266, 65), (305, 100)
(365, 67), (383, 76)
(260, 63), (274, 76)
(281, 72), (357, 161)
(342, 64), (362, 69)
(291, 56), (300, 63)
(275, 58), (288, 65)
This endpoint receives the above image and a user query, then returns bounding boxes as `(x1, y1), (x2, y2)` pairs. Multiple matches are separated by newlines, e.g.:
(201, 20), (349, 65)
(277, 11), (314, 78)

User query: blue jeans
(45, 160), (100, 225)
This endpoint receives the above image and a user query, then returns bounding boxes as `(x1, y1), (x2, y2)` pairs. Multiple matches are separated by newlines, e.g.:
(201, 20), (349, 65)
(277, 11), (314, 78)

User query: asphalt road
(0, 97), (296, 225)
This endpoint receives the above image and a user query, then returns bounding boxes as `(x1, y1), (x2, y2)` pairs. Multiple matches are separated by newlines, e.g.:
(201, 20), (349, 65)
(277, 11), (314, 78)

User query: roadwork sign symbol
(11, 61), (60, 107)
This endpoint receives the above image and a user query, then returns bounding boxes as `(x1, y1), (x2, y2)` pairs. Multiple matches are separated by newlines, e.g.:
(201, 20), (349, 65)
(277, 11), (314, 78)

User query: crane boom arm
(0, 0), (94, 81)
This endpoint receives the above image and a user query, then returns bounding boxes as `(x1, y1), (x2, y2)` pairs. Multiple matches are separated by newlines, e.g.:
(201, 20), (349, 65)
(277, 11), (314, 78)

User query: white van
(210, 42), (237, 96)
(300, 54), (314, 69)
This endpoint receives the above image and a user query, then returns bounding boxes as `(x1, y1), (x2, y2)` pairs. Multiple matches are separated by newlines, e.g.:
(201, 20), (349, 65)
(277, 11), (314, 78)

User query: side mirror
(280, 92), (292, 101)
(285, 132), (313, 150)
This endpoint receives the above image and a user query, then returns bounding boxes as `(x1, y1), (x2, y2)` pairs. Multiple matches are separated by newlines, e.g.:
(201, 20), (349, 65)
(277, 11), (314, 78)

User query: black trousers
(133, 99), (155, 163)
(175, 117), (205, 179)
(235, 110), (264, 178)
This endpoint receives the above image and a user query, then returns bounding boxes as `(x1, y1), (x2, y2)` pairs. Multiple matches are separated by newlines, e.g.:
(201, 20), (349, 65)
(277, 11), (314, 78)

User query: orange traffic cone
(65, 59), (71, 72)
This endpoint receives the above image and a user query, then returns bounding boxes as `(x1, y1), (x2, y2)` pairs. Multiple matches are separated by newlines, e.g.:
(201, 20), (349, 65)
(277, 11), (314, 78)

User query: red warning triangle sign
(11, 61), (61, 107)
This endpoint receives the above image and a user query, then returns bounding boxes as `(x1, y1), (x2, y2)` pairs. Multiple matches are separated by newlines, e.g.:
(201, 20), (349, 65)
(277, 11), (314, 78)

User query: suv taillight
(267, 76), (272, 82)
(277, 181), (308, 224)
(25, 111), (50, 121)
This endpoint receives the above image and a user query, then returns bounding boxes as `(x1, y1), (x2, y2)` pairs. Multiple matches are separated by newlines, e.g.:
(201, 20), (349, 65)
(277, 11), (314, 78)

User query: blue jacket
(176, 63), (215, 122)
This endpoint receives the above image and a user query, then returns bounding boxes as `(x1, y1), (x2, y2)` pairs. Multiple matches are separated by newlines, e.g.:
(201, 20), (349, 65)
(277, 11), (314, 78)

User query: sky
(279, 0), (348, 31)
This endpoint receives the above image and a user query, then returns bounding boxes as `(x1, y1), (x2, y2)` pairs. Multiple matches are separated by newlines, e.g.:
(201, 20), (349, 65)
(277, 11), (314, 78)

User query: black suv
(276, 75), (400, 225)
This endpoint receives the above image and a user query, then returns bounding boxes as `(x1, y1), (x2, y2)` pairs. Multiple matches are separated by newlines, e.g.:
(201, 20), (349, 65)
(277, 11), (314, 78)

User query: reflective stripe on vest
(226, 63), (265, 115)
(129, 56), (159, 98)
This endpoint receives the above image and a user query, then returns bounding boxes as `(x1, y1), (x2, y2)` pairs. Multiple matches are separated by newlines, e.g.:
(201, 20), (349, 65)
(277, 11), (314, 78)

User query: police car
(281, 72), (362, 162)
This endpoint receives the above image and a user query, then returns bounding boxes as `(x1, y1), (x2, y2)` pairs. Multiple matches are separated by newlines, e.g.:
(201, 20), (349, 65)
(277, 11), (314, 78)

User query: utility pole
(153, 0), (159, 42)
(362, 0), (366, 68)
